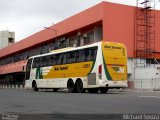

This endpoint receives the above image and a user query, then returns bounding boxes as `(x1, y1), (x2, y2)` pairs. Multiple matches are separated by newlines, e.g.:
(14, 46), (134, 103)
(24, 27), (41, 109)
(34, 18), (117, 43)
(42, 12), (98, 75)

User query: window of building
(69, 35), (77, 47)
(84, 31), (94, 45)
(8, 38), (14, 45)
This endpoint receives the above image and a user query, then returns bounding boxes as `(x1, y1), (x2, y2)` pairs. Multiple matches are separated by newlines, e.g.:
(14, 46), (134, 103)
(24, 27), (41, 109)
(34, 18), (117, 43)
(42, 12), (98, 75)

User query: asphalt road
(0, 89), (160, 119)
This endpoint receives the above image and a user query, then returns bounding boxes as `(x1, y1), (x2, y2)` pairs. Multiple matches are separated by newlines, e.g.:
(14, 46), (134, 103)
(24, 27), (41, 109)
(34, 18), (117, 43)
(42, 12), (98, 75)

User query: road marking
(139, 96), (160, 99)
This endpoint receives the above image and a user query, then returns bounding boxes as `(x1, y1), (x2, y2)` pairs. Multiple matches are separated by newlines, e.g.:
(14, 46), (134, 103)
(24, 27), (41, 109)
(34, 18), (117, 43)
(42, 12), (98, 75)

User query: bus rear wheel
(67, 79), (76, 93)
(100, 88), (108, 94)
(87, 88), (99, 93)
(76, 79), (86, 93)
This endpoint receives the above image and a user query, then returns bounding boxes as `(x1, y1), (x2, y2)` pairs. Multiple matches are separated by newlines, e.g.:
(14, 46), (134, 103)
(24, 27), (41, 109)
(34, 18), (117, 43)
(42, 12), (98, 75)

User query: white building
(0, 30), (15, 50)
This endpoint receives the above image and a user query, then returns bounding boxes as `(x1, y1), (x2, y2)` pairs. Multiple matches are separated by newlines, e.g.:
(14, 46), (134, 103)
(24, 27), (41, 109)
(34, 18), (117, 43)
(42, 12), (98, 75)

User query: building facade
(0, 30), (15, 50)
(0, 2), (160, 89)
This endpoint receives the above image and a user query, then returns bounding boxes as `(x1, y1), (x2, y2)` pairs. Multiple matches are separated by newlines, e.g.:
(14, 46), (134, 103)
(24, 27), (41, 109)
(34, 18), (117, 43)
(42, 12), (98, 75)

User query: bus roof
(28, 41), (126, 59)
(50, 47), (74, 53)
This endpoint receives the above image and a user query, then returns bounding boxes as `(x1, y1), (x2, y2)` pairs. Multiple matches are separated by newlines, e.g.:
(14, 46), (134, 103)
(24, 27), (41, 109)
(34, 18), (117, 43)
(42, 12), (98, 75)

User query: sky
(0, 0), (160, 41)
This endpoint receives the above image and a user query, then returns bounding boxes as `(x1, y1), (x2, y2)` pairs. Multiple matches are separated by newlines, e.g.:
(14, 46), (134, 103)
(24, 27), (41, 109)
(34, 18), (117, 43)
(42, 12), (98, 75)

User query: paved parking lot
(0, 89), (160, 119)
(0, 89), (160, 114)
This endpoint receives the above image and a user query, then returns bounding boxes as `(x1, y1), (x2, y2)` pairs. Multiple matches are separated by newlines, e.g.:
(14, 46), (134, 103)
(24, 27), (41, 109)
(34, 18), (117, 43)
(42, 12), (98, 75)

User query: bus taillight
(99, 64), (102, 79)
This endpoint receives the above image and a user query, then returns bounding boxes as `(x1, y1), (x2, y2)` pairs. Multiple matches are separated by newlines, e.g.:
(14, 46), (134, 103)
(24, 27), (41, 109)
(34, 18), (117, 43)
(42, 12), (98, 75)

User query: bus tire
(100, 88), (108, 94)
(87, 88), (99, 93)
(67, 79), (76, 93)
(76, 79), (86, 93)
(32, 81), (39, 91)
(53, 88), (59, 92)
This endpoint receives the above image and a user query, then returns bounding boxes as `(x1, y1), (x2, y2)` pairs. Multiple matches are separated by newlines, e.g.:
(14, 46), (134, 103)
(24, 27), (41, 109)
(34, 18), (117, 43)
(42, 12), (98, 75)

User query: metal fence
(129, 78), (160, 90)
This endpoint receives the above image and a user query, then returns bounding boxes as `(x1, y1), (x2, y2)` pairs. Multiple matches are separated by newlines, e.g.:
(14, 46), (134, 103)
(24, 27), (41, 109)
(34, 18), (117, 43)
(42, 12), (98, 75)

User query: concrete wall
(0, 30), (15, 49)
(127, 58), (160, 80)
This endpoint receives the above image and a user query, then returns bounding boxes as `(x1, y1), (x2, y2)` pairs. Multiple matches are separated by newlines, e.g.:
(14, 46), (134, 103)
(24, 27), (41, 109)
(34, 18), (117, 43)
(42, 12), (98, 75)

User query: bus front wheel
(67, 79), (75, 93)
(32, 81), (39, 91)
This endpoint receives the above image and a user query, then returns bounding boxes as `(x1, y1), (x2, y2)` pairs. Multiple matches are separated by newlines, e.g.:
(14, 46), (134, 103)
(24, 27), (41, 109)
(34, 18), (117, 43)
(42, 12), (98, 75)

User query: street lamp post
(44, 27), (58, 50)
(44, 27), (57, 38)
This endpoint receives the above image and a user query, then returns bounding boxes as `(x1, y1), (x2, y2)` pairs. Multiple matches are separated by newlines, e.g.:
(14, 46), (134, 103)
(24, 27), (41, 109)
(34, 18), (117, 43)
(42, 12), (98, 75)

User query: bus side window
(63, 53), (67, 64)
(66, 53), (70, 64)
(46, 56), (50, 66)
(49, 55), (56, 66)
(69, 51), (76, 63)
(80, 49), (85, 62)
(85, 48), (90, 61)
(57, 53), (64, 65)
(47, 55), (50, 66)
(32, 57), (40, 68)
(76, 50), (80, 62)
(76, 50), (85, 62)
(55, 54), (60, 65)
(90, 47), (98, 61)
(40, 56), (47, 67)
(25, 58), (33, 80)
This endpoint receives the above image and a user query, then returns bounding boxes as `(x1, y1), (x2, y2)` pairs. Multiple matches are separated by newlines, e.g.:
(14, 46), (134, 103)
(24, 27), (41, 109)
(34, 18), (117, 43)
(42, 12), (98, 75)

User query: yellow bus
(25, 41), (127, 93)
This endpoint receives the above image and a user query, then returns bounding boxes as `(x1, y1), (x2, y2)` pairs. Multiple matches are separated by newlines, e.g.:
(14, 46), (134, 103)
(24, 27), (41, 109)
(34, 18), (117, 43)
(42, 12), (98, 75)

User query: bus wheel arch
(75, 78), (86, 93)
(67, 79), (76, 93)
(32, 80), (39, 91)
